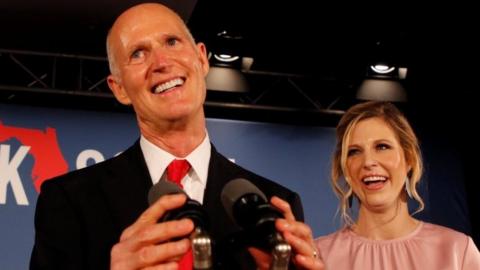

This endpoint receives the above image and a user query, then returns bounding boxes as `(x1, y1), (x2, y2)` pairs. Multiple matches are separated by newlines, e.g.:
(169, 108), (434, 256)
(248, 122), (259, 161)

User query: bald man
(30, 3), (303, 269)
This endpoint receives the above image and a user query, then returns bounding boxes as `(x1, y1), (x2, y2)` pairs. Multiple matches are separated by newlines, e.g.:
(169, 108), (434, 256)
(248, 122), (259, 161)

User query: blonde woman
(315, 101), (480, 269)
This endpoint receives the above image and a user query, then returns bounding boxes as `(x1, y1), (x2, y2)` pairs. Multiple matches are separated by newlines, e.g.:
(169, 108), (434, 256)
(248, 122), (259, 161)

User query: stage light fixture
(357, 62), (408, 102)
(205, 31), (251, 93)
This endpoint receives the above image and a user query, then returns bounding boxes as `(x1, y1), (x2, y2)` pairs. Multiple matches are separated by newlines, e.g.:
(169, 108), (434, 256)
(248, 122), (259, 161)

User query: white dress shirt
(140, 133), (211, 203)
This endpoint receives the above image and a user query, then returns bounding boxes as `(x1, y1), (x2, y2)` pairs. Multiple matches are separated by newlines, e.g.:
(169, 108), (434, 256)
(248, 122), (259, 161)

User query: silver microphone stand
(191, 227), (212, 270)
(270, 234), (291, 270)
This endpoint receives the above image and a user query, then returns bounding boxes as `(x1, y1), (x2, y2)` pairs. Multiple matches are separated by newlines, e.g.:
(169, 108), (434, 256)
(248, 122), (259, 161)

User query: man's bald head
(106, 3), (195, 77)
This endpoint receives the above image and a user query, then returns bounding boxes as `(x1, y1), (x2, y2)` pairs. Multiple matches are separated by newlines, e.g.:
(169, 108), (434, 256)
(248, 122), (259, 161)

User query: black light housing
(357, 63), (407, 102)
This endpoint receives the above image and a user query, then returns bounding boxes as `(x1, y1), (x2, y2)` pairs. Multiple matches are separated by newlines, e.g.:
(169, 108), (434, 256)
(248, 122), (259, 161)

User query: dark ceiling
(0, 0), (477, 124)
(0, 0), (195, 54)
(0, 0), (416, 73)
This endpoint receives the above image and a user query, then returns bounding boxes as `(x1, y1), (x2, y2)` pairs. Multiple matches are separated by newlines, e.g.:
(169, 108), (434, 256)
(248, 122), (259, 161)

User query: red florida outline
(0, 121), (69, 192)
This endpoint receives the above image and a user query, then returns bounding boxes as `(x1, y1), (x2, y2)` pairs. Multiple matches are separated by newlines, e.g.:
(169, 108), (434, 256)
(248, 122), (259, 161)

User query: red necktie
(167, 159), (191, 188)
(166, 159), (193, 270)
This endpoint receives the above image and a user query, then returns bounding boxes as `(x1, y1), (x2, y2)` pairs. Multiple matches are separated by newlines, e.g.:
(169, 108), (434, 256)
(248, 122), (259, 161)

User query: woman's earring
(342, 176), (354, 208)
(405, 177), (413, 199)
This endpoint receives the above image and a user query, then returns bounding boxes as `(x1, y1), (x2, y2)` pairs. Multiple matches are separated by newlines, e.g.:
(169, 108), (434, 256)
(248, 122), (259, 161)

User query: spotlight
(357, 62), (407, 102)
(205, 31), (251, 93)
(206, 66), (249, 93)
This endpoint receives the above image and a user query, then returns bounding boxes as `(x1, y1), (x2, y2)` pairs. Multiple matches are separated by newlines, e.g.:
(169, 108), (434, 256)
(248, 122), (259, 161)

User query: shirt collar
(140, 133), (211, 185)
(187, 133), (211, 187)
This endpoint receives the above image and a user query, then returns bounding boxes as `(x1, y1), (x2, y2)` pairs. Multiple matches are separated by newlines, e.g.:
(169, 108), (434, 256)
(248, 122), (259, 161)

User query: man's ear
(107, 75), (131, 105)
(196, 42), (210, 76)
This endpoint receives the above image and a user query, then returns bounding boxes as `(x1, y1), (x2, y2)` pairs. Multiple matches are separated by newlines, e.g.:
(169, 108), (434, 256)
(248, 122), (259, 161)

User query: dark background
(1, 0), (478, 245)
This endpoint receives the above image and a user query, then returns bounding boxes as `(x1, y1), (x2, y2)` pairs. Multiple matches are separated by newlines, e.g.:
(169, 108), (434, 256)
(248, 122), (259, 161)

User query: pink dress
(315, 222), (480, 270)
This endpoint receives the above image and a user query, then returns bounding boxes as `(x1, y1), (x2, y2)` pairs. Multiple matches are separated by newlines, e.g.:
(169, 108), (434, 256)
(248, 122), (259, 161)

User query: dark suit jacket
(30, 141), (304, 270)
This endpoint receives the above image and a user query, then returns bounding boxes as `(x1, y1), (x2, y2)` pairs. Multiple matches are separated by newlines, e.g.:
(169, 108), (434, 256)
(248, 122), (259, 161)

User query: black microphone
(220, 178), (285, 251)
(148, 181), (212, 269)
(221, 178), (292, 269)
(148, 180), (210, 230)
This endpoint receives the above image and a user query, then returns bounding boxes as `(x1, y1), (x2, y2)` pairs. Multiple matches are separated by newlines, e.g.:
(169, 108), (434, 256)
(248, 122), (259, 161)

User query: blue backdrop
(0, 103), (471, 269)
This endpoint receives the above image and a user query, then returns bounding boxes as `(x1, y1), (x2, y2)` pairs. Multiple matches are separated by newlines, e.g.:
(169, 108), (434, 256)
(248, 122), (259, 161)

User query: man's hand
(110, 193), (194, 269)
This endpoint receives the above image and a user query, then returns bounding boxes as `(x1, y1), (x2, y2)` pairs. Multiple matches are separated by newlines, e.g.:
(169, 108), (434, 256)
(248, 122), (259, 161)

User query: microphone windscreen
(221, 178), (267, 219)
(148, 180), (185, 205)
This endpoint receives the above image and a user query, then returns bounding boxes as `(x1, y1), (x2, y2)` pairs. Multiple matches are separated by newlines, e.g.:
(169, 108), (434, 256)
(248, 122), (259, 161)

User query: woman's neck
(352, 199), (419, 240)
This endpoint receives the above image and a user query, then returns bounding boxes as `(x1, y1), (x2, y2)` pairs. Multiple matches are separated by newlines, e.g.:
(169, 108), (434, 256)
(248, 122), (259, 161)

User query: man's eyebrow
(125, 39), (148, 53)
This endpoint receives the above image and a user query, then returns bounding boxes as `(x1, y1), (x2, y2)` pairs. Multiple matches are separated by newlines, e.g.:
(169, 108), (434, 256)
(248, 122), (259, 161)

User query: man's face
(107, 4), (209, 129)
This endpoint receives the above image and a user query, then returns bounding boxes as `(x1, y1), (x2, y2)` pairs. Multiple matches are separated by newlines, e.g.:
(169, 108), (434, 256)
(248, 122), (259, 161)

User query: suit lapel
(203, 145), (259, 268)
(203, 146), (240, 237)
(100, 141), (153, 231)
